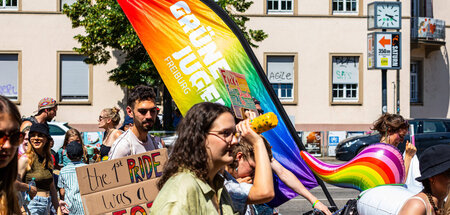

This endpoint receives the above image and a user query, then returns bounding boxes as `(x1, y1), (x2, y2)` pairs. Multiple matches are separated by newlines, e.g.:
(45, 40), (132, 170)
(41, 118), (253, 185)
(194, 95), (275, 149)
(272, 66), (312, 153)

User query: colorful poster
(302, 131), (322, 157)
(117, 0), (318, 206)
(219, 68), (257, 119)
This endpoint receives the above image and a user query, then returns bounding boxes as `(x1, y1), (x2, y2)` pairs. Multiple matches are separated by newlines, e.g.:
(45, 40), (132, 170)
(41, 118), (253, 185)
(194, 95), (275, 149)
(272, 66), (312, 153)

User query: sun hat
(35, 97), (57, 113)
(415, 144), (450, 182)
(29, 123), (50, 138)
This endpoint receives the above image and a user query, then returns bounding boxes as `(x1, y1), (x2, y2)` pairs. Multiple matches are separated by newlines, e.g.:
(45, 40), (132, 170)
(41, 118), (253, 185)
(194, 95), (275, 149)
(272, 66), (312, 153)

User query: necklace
(425, 192), (442, 215)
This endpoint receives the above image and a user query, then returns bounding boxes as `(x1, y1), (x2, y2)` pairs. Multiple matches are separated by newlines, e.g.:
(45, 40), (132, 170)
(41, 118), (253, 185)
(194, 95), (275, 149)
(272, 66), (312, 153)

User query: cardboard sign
(76, 148), (168, 214)
(219, 68), (257, 119)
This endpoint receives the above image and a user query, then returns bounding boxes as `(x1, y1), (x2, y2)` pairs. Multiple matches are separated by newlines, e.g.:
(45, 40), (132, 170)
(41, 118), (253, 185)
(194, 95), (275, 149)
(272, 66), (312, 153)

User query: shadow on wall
(411, 46), (450, 118)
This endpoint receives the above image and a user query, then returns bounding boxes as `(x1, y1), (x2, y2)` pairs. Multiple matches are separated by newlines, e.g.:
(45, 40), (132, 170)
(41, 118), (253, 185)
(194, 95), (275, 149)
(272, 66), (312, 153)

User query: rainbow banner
(117, 0), (319, 206)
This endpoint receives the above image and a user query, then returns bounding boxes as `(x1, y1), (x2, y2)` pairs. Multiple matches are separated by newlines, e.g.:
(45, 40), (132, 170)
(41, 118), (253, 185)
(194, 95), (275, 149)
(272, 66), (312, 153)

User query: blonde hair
(24, 134), (53, 171)
(102, 107), (121, 127)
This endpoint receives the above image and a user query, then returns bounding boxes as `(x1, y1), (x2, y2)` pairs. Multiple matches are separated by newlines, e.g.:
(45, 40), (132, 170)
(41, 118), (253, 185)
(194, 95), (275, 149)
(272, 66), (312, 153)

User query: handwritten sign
(219, 68), (257, 119)
(76, 148), (168, 214)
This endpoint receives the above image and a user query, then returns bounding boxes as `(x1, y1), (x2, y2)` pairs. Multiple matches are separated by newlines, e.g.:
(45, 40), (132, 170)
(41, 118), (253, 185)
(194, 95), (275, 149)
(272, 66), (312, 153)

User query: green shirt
(150, 170), (237, 215)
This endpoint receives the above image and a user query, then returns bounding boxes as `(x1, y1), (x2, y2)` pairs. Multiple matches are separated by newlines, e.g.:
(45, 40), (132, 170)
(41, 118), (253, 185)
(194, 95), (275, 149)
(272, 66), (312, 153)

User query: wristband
(28, 184), (31, 193)
(312, 200), (319, 208)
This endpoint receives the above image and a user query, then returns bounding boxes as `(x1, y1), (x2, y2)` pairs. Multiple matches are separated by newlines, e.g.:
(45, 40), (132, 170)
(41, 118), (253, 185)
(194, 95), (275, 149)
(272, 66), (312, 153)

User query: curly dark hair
(372, 113), (408, 137)
(127, 85), (156, 109)
(157, 102), (232, 190)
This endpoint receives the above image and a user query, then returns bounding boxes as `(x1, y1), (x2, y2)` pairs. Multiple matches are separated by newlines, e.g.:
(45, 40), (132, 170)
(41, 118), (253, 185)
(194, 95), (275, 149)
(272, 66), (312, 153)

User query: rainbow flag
(117, 0), (318, 206)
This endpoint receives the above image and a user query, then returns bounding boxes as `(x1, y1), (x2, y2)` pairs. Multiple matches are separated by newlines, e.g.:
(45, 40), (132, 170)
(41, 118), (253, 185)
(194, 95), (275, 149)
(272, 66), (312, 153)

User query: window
(423, 121), (446, 133)
(59, 54), (91, 103)
(60, 0), (76, 11)
(332, 0), (358, 14)
(0, 54), (19, 101)
(0, 0), (18, 10)
(331, 55), (361, 103)
(267, 55), (295, 102)
(410, 61), (422, 104)
(267, 0), (293, 13)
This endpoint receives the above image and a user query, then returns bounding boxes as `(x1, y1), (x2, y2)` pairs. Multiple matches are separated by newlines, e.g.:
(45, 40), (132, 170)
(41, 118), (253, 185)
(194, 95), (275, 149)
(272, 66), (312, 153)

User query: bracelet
(28, 184), (31, 193)
(312, 200), (320, 208)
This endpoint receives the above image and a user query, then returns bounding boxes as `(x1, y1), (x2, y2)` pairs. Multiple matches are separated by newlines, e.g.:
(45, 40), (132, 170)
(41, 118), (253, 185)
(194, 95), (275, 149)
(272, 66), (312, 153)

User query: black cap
(416, 144), (450, 182)
(29, 123), (50, 138)
(66, 141), (84, 160)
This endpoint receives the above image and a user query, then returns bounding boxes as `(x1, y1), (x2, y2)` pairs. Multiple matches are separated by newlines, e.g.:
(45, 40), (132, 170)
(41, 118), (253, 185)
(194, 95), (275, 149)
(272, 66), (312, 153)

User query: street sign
(367, 32), (401, 70)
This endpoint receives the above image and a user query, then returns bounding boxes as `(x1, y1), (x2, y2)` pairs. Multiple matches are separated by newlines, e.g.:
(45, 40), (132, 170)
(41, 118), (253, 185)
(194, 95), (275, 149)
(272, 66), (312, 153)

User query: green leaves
(63, 0), (267, 88)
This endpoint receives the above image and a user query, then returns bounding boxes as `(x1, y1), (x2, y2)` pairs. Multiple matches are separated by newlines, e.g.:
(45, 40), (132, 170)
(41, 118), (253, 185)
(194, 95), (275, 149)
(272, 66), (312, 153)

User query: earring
(235, 167), (238, 172)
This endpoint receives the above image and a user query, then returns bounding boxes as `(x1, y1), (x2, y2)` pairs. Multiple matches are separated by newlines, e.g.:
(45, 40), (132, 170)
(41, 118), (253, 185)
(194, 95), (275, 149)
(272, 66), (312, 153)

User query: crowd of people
(0, 85), (449, 215)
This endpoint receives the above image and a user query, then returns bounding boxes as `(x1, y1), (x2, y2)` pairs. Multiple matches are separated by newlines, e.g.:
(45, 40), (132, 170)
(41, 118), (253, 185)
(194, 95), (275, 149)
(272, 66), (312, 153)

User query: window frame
(264, 52), (298, 105)
(57, 51), (93, 105)
(329, 0), (362, 16)
(0, 0), (20, 11)
(410, 59), (423, 105)
(329, 53), (363, 105)
(0, 51), (22, 105)
(265, 0), (298, 15)
(57, 0), (77, 13)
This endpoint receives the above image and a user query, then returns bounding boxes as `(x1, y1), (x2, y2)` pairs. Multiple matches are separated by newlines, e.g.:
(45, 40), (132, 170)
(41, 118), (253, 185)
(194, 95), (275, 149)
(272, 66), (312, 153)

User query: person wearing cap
(57, 141), (87, 215)
(398, 144), (450, 215)
(20, 97), (58, 132)
(17, 123), (60, 214)
(108, 85), (164, 160)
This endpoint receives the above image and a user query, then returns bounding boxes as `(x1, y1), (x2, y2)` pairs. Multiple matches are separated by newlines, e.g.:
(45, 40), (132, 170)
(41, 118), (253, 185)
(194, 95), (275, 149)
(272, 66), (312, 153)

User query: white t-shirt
(108, 130), (163, 160)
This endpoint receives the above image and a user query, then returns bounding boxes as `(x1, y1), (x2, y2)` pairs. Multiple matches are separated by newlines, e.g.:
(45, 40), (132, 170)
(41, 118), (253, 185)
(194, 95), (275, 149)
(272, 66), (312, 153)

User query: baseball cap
(35, 97), (57, 113)
(416, 144), (450, 182)
(66, 141), (84, 160)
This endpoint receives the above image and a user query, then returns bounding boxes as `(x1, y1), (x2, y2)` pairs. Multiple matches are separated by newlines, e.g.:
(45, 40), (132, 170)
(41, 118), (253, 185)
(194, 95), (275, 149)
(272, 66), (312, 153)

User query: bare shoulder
(398, 196), (427, 215)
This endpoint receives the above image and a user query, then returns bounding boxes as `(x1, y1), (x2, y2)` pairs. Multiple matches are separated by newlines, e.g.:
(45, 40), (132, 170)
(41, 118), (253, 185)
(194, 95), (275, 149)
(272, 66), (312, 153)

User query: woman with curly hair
(372, 113), (418, 188)
(97, 107), (122, 160)
(17, 123), (60, 214)
(151, 102), (259, 214)
(0, 95), (23, 214)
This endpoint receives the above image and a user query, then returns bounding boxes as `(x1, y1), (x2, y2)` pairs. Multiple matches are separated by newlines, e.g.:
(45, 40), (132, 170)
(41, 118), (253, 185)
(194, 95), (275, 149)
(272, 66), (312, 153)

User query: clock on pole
(368, 2), (401, 30)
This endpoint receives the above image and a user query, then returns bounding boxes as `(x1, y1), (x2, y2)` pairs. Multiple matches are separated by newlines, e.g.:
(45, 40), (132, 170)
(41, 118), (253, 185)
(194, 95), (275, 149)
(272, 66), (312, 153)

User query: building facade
(0, 0), (125, 131)
(242, 0), (449, 133)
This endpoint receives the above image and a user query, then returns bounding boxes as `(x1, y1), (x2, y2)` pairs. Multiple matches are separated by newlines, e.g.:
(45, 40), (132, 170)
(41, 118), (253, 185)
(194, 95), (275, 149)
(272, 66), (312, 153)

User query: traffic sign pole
(382, 69), (387, 113)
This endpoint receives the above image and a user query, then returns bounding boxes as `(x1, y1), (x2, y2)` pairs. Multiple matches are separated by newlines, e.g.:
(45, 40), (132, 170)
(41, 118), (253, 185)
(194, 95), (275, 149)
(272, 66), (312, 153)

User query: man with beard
(108, 85), (165, 160)
(20, 97), (58, 132)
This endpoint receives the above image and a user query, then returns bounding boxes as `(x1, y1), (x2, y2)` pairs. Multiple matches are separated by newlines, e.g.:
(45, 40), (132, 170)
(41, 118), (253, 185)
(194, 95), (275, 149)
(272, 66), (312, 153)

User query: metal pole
(396, 69), (400, 114)
(382, 69), (387, 113)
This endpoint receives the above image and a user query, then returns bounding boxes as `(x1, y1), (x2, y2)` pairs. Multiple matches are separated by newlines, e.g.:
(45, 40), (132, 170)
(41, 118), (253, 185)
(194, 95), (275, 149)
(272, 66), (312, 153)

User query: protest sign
(219, 68), (257, 119)
(76, 148), (168, 214)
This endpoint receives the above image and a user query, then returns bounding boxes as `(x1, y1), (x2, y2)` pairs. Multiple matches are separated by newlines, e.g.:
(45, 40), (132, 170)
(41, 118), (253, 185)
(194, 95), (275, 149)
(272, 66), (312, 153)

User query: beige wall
(410, 0), (450, 118)
(0, 1), (126, 130)
(245, 0), (411, 129)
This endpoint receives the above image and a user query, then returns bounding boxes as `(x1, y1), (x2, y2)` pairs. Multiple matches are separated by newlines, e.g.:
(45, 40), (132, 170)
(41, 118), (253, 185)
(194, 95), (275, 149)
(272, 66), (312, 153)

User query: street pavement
(278, 157), (360, 215)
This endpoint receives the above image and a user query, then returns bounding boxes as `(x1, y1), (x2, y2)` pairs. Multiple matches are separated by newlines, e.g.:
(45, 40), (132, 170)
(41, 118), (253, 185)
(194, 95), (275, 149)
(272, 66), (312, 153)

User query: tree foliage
(63, 0), (267, 88)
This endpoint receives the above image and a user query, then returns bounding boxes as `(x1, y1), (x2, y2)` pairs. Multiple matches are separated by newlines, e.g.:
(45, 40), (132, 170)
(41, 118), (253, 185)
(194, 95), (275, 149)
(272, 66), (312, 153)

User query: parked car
(48, 121), (71, 151)
(335, 118), (450, 161)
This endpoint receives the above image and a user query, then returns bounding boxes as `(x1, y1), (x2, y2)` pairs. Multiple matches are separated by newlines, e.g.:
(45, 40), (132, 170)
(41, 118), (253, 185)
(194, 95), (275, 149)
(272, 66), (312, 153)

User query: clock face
(376, 3), (400, 28)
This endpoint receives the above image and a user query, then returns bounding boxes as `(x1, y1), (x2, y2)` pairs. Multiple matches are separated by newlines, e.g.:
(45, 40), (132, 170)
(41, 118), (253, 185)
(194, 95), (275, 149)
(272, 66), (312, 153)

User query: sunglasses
(0, 130), (24, 148)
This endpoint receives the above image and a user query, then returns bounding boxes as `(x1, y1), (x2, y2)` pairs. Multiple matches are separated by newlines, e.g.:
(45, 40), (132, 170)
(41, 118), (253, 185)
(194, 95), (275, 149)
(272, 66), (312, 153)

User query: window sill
(331, 100), (362, 105)
(266, 11), (294, 15)
(410, 102), (423, 106)
(332, 12), (359, 16)
(58, 100), (92, 105)
(280, 100), (297, 105)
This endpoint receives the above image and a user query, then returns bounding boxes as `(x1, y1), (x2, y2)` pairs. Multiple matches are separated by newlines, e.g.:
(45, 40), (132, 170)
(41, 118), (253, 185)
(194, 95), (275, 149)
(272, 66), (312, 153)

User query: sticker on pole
(368, 32), (401, 70)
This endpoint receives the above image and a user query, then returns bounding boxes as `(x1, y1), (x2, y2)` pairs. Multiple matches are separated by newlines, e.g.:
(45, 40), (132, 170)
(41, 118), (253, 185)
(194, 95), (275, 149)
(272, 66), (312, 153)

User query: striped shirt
(58, 161), (86, 215)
